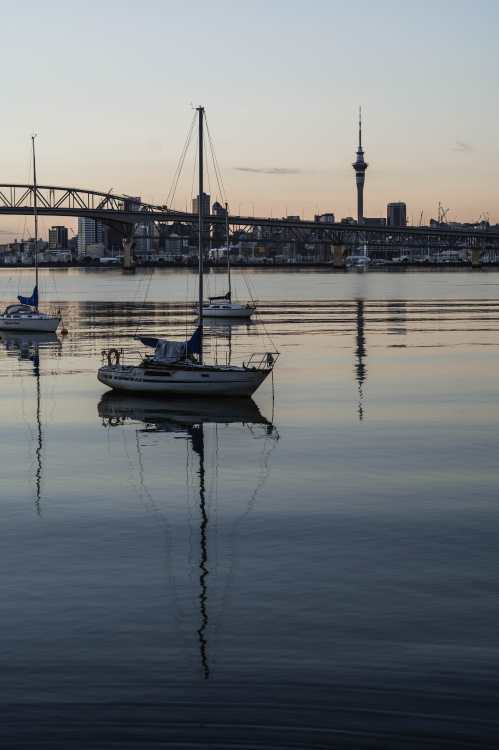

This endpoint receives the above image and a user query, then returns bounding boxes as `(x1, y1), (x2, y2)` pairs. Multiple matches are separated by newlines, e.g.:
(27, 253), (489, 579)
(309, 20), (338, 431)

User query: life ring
(107, 348), (121, 366)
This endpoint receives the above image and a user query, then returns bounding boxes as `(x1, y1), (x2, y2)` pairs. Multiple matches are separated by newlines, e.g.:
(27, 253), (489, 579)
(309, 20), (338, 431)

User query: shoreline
(1, 261), (497, 272)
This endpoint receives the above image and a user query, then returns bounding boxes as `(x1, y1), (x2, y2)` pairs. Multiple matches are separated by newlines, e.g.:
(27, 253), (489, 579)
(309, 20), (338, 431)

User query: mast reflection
(191, 423), (210, 679)
(98, 392), (277, 679)
(0, 331), (60, 514)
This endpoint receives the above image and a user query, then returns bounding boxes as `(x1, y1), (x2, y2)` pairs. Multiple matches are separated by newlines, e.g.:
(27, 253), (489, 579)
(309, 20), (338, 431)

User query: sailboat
(0, 136), (61, 333)
(345, 242), (370, 270)
(203, 202), (256, 319)
(98, 107), (278, 397)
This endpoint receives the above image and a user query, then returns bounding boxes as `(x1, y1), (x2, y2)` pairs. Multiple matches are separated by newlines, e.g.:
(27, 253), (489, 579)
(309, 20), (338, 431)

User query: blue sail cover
(18, 285), (38, 307)
(137, 336), (159, 348)
(187, 325), (202, 355)
(137, 326), (202, 355)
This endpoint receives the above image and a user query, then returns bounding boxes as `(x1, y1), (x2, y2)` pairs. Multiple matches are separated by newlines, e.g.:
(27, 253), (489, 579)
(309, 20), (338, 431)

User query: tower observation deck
(352, 107), (368, 224)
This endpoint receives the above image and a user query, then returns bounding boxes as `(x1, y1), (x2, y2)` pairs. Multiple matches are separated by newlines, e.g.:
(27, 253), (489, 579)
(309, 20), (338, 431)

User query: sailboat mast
(197, 106), (204, 364)
(32, 135), (39, 311)
(225, 202), (231, 300)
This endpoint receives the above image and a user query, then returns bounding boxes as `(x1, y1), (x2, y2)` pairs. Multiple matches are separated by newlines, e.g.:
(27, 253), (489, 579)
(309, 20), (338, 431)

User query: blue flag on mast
(18, 285), (38, 307)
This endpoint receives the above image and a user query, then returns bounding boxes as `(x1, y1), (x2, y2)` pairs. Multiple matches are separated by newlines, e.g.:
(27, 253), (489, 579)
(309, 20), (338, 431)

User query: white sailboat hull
(202, 303), (255, 318)
(98, 363), (271, 397)
(0, 314), (60, 332)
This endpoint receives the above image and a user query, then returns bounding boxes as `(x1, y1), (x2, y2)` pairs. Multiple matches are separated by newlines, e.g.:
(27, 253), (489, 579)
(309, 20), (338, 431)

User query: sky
(1, 0), (499, 240)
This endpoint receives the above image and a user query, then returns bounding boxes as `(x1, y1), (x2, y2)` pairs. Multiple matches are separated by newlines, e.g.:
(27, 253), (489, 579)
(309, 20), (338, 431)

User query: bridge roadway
(1, 183), (498, 245)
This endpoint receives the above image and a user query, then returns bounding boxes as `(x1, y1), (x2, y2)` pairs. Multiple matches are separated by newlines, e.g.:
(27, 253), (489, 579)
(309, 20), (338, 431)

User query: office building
(77, 217), (106, 256)
(48, 225), (68, 249)
(387, 202), (407, 227)
(192, 192), (211, 216)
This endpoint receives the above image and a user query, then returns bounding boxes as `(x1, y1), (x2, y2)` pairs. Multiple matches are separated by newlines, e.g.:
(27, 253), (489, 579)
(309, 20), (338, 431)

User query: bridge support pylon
(122, 228), (136, 273)
(331, 242), (346, 268)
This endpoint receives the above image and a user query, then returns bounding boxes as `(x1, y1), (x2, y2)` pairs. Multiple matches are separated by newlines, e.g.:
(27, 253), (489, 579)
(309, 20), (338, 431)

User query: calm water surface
(2, 268), (499, 748)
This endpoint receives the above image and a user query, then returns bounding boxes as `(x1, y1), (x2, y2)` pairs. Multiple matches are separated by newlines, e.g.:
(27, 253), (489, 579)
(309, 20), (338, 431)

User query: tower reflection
(354, 300), (367, 421)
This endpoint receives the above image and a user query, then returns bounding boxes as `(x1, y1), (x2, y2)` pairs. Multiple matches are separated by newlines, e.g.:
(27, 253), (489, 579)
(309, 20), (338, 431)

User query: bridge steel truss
(1, 183), (499, 252)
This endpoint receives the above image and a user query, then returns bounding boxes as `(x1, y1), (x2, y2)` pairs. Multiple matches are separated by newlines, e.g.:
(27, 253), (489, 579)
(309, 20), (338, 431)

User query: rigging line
(258, 309), (278, 351)
(240, 274), (277, 353)
(166, 111), (197, 208)
(185, 266), (190, 340)
(170, 111), (196, 207)
(133, 266), (155, 336)
(124, 429), (185, 642)
(210, 425), (279, 650)
(204, 141), (212, 206)
(190, 143), (198, 202)
(205, 116), (227, 205)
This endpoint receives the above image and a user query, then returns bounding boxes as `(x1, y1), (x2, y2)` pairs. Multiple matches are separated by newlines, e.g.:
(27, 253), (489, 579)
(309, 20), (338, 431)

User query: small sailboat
(0, 136), (61, 333)
(345, 242), (370, 271)
(98, 107), (278, 397)
(203, 202), (255, 319)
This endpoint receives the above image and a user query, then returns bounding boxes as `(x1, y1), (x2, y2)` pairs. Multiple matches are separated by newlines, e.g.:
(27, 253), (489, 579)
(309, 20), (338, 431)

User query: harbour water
(2, 268), (499, 747)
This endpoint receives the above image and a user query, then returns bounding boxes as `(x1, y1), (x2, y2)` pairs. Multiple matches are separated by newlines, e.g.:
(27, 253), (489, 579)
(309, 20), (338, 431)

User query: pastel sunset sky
(1, 0), (498, 239)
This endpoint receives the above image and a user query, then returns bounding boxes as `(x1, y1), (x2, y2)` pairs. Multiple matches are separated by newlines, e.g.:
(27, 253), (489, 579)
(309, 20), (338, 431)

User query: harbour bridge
(1, 183), (498, 264)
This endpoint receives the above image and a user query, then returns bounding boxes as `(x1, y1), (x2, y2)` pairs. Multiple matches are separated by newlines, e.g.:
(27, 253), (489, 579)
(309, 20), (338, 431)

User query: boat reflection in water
(0, 331), (61, 514)
(0, 330), (60, 356)
(98, 392), (278, 679)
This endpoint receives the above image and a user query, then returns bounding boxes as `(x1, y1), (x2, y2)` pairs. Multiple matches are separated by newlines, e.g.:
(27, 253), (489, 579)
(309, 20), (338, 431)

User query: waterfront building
(48, 225), (68, 249)
(387, 202), (407, 227)
(364, 217), (386, 227)
(192, 192), (211, 216)
(77, 217), (106, 256)
(212, 201), (227, 245)
(134, 222), (160, 258)
(212, 201), (226, 217)
(315, 213), (335, 224)
(352, 107), (368, 224)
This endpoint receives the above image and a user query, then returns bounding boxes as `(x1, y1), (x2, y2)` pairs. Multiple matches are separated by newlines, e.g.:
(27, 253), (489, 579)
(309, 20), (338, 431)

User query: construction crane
(438, 202), (450, 224)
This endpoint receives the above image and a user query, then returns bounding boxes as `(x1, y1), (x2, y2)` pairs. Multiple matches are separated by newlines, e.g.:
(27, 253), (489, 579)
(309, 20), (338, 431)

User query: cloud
(234, 166), (302, 175)
(453, 141), (473, 153)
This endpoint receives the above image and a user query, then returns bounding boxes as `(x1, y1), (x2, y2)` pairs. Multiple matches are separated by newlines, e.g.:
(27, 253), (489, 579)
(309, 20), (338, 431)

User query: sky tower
(352, 107), (368, 223)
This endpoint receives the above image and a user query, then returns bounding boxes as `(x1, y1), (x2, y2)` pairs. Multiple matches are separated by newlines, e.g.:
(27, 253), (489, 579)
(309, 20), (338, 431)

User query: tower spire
(352, 106), (368, 224)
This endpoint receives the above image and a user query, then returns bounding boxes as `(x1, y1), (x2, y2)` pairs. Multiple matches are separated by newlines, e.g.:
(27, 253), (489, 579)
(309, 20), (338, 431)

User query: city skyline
(1, 0), (498, 242)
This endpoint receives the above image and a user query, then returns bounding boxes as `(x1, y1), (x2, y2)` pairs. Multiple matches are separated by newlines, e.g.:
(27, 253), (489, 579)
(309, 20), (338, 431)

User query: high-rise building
(77, 217), (106, 256)
(212, 201), (227, 217)
(212, 201), (228, 245)
(48, 225), (68, 249)
(352, 107), (368, 224)
(387, 202), (407, 227)
(192, 192), (211, 216)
